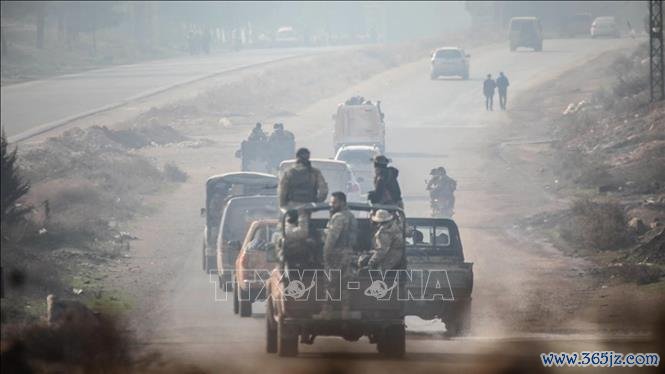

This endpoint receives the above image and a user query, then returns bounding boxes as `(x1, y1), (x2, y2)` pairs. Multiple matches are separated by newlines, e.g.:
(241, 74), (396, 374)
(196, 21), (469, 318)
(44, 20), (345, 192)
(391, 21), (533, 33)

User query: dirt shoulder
(500, 46), (665, 332)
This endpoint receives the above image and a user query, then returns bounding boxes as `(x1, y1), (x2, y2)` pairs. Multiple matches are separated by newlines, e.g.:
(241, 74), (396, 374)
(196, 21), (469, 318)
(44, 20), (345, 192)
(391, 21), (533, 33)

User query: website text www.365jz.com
(541, 351), (660, 368)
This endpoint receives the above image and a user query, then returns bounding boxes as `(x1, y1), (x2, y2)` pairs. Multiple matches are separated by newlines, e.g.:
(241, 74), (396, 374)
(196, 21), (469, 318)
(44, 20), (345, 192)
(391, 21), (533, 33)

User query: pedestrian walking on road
(496, 72), (510, 110)
(483, 74), (496, 111)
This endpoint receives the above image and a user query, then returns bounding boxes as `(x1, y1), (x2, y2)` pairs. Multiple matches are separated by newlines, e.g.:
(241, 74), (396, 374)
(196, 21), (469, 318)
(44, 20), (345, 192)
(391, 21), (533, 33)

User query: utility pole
(650, 0), (664, 102)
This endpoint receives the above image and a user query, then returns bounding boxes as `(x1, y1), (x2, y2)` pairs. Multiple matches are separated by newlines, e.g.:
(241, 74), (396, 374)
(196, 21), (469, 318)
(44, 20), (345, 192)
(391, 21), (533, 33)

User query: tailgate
(280, 272), (403, 319)
(403, 263), (473, 319)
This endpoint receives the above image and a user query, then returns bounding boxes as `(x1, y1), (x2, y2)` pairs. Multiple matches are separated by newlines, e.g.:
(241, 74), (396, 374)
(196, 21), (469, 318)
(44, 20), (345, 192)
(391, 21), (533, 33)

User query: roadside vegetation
(515, 43), (664, 285)
(0, 125), (189, 325)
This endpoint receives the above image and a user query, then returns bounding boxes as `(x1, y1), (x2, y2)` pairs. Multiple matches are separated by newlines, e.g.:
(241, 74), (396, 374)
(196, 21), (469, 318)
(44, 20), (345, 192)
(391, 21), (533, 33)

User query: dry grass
(163, 162), (188, 182)
(561, 198), (633, 251)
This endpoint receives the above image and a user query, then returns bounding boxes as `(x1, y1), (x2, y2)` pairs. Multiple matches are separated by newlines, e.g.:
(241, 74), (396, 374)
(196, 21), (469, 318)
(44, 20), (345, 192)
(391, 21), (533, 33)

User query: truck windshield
(339, 150), (372, 165)
(407, 225), (451, 247)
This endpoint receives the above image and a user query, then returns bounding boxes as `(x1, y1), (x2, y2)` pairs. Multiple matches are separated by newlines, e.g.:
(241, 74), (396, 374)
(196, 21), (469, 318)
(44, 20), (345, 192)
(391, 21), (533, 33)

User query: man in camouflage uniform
(367, 209), (405, 271)
(321, 192), (357, 316)
(278, 148), (328, 209)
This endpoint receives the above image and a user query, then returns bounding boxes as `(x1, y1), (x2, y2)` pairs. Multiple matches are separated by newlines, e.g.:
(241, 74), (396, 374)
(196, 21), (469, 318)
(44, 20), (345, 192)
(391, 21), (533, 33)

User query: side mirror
(466, 54), (471, 58)
(200, 208), (206, 217)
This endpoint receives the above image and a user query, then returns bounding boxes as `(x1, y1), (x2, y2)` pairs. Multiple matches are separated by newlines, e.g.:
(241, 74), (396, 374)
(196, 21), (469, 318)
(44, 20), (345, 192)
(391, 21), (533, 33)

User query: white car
(278, 159), (363, 202)
(430, 47), (470, 80)
(591, 17), (619, 38)
(334, 145), (380, 194)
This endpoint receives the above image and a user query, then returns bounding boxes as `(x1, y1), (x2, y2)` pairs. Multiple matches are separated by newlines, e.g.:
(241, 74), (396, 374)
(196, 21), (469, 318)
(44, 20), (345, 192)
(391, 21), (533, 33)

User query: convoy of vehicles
(201, 96), (473, 358)
(591, 16), (620, 38)
(430, 47), (470, 80)
(201, 172), (277, 273)
(216, 196), (278, 290)
(332, 99), (385, 153)
(508, 17), (543, 51)
(334, 144), (381, 193)
(278, 159), (363, 202)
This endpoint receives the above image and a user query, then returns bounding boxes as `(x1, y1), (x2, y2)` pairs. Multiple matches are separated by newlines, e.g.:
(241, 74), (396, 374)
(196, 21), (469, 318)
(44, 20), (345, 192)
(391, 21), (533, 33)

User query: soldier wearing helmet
(366, 209), (405, 271)
(368, 155), (403, 208)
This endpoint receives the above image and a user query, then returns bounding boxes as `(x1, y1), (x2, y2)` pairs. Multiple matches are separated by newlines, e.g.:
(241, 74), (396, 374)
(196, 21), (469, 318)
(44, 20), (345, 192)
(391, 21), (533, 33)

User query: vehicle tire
(266, 297), (278, 353)
(239, 288), (252, 317)
(462, 71), (469, 80)
(379, 324), (405, 357)
(430, 73), (437, 80)
(232, 283), (239, 315)
(535, 43), (543, 52)
(510, 44), (516, 52)
(277, 320), (298, 357)
(445, 298), (471, 337)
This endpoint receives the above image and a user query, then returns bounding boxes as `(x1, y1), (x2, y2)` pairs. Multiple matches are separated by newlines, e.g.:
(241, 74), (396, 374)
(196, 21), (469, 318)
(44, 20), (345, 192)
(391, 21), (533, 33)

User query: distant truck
(591, 16), (620, 38)
(333, 98), (385, 153)
(509, 17), (543, 51)
(201, 173), (277, 274)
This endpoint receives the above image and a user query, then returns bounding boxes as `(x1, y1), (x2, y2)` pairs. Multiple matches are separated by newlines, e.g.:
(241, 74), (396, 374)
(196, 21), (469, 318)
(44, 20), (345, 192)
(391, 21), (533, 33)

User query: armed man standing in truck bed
(320, 192), (357, 317)
(278, 148), (328, 209)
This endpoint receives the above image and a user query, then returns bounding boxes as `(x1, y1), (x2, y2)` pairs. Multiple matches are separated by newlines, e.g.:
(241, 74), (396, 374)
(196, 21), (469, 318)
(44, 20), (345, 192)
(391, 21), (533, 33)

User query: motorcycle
(430, 194), (454, 218)
(425, 178), (455, 218)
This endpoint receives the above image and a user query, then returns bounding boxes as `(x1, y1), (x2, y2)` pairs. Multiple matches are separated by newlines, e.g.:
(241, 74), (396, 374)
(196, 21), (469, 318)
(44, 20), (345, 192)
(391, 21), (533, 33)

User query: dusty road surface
(89, 37), (661, 372)
(0, 46), (347, 140)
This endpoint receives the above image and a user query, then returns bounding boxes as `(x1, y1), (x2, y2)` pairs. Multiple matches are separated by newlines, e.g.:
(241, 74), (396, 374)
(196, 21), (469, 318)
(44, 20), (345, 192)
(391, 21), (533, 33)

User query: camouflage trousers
(323, 249), (356, 311)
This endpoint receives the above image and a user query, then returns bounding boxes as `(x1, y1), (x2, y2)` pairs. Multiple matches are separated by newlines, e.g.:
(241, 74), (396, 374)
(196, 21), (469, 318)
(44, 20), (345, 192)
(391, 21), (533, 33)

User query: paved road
(111, 37), (651, 372)
(0, 47), (345, 140)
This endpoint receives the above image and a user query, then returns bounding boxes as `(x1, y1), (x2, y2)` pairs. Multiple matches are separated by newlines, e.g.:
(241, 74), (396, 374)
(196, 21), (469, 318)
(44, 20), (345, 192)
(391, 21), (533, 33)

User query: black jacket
(369, 166), (402, 205)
